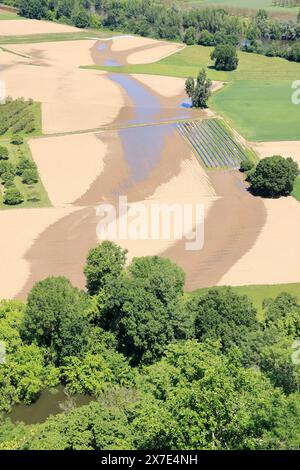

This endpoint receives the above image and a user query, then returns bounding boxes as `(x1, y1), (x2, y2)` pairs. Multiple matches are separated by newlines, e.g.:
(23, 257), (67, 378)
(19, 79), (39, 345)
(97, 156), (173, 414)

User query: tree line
(4, 0), (300, 63)
(0, 241), (299, 449)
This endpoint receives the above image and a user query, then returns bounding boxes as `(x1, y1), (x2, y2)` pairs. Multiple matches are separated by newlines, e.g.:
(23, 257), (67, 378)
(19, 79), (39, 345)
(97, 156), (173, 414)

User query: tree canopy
(249, 155), (299, 197)
(211, 44), (239, 71)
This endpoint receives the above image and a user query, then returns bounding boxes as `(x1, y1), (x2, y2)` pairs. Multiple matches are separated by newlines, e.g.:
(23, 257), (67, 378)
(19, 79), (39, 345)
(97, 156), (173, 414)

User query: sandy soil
(219, 196), (300, 286)
(253, 141), (300, 166)
(1, 43), (124, 133)
(0, 19), (80, 36)
(0, 207), (76, 299)
(111, 36), (168, 52)
(127, 43), (184, 64)
(97, 148), (217, 261)
(29, 133), (108, 206)
(132, 74), (186, 98)
(8, 39), (96, 67)
(132, 76), (224, 99)
(163, 171), (267, 290)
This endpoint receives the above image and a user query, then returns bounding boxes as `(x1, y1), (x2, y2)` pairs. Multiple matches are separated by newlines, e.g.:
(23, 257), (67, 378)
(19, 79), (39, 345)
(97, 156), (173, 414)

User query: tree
(84, 241), (127, 295)
(98, 256), (191, 365)
(198, 30), (214, 46)
(22, 168), (38, 185)
(184, 26), (197, 45)
(3, 187), (23, 205)
(0, 145), (8, 160)
(133, 340), (300, 450)
(72, 8), (90, 29)
(21, 277), (90, 365)
(23, 401), (134, 450)
(211, 44), (239, 71)
(187, 287), (258, 351)
(18, 0), (48, 20)
(249, 155), (299, 197)
(185, 68), (212, 108)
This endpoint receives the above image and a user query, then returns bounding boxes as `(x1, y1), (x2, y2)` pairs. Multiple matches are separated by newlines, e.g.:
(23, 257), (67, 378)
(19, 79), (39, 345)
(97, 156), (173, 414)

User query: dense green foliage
(21, 277), (90, 364)
(211, 44), (239, 71)
(0, 98), (39, 137)
(84, 241), (127, 295)
(185, 68), (212, 108)
(248, 155), (299, 197)
(0, 242), (300, 449)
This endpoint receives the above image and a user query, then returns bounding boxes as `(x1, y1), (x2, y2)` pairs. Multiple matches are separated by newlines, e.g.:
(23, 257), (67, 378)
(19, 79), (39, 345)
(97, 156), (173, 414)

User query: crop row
(177, 119), (249, 169)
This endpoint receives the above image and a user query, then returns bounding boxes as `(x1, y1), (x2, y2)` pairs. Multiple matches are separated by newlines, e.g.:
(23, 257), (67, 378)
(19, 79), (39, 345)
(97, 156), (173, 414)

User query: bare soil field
(0, 42), (124, 133)
(219, 196), (300, 286)
(163, 171), (267, 290)
(0, 19), (80, 35)
(0, 207), (76, 299)
(253, 141), (300, 166)
(29, 133), (108, 206)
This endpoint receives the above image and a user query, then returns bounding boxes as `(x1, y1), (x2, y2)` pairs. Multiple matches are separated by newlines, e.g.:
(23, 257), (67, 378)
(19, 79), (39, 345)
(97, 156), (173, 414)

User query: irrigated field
(177, 118), (256, 169)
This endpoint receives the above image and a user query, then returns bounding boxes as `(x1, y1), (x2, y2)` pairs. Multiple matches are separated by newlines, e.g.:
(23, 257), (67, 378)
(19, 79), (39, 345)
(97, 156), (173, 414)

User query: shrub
(0, 146), (9, 161)
(16, 158), (36, 176)
(22, 168), (38, 185)
(3, 187), (24, 205)
(10, 135), (24, 145)
(240, 159), (255, 173)
(1, 171), (15, 185)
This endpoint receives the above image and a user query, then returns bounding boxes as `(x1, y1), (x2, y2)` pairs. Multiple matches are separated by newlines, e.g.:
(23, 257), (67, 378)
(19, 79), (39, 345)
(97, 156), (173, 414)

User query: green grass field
(210, 80), (300, 141)
(86, 45), (300, 82)
(86, 46), (300, 141)
(175, 0), (300, 15)
(0, 10), (20, 20)
(292, 175), (300, 201)
(188, 282), (300, 320)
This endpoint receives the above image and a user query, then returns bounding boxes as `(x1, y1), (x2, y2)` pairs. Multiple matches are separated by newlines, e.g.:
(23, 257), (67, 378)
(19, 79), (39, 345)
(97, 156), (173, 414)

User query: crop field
(177, 118), (256, 169)
(210, 80), (300, 141)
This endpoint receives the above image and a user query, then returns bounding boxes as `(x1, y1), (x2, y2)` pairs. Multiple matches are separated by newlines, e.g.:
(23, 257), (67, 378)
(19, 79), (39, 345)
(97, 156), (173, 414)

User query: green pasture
(210, 80), (300, 141)
(0, 10), (20, 20)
